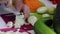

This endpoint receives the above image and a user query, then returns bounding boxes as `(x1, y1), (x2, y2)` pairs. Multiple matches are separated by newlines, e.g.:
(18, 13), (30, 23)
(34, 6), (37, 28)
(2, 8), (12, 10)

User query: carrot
(24, 0), (43, 11)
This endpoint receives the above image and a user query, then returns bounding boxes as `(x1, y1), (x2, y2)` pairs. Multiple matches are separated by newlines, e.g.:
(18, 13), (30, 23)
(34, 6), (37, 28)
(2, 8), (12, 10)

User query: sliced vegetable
(42, 14), (50, 18)
(28, 16), (37, 26)
(28, 13), (41, 26)
(37, 7), (48, 13)
(48, 7), (55, 14)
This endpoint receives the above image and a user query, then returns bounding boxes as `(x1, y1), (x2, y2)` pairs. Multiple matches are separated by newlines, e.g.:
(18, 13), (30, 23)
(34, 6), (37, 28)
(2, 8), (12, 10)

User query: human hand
(14, 0), (30, 20)
(0, 0), (30, 20)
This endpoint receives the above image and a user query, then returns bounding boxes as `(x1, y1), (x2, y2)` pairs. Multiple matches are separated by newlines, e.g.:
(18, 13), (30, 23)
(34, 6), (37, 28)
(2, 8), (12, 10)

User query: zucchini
(34, 18), (56, 34)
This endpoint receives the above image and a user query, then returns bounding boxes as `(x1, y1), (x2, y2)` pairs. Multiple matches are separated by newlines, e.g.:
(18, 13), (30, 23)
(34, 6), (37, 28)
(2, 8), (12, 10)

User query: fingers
(14, 0), (30, 19)
(23, 5), (30, 20)
(14, 0), (24, 11)
(0, 0), (30, 20)
(5, 0), (13, 8)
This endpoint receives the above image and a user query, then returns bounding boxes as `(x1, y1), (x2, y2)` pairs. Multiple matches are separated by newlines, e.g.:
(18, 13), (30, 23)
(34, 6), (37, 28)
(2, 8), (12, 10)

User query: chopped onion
(28, 16), (37, 26)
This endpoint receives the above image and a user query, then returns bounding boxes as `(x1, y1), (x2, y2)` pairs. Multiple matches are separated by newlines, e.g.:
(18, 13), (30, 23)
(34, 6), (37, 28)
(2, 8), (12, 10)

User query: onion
(28, 13), (40, 26)
(28, 16), (37, 26)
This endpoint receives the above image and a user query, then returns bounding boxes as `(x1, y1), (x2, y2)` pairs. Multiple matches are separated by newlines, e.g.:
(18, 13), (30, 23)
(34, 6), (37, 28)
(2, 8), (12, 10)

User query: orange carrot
(24, 0), (43, 11)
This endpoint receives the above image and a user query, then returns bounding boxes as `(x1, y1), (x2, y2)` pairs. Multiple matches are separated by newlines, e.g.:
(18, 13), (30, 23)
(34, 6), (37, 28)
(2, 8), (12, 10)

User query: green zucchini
(34, 18), (56, 34)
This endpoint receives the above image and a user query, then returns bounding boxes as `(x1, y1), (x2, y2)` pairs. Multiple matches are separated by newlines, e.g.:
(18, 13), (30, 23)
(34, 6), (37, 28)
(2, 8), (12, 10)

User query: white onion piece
(28, 16), (37, 26)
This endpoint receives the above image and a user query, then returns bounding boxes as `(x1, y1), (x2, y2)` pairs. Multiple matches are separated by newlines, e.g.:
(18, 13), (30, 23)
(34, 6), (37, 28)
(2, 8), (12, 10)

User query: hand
(0, 0), (30, 20)
(23, 4), (30, 20)
(14, 0), (30, 20)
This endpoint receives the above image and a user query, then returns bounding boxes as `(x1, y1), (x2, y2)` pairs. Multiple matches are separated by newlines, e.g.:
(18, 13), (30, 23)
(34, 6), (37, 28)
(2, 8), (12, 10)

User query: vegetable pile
(0, 0), (57, 34)
(28, 7), (56, 34)
(26, 0), (56, 34)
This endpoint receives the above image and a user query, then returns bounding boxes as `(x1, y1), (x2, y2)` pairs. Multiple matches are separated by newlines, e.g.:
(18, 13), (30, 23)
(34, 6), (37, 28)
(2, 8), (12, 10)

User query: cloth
(1, 13), (15, 24)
